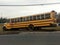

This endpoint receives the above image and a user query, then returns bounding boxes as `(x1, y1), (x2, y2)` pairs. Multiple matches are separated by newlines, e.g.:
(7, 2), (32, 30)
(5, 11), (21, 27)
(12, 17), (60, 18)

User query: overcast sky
(0, 0), (60, 18)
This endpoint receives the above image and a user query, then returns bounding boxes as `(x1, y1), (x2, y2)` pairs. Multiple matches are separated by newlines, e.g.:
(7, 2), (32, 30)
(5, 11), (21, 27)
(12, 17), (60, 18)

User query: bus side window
(16, 18), (19, 22)
(22, 18), (23, 22)
(33, 16), (36, 20)
(26, 17), (29, 21)
(41, 14), (44, 19)
(29, 16), (33, 21)
(19, 18), (21, 22)
(23, 18), (25, 22)
(15, 18), (18, 22)
(15, 19), (16, 22)
(11, 19), (14, 23)
(37, 15), (41, 20)
(21, 18), (23, 22)
(20, 17), (22, 22)
(18, 18), (20, 22)
(25, 17), (28, 21)
(7, 19), (10, 23)
(45, 14), (50, 19)
(14, 19), (15, 23)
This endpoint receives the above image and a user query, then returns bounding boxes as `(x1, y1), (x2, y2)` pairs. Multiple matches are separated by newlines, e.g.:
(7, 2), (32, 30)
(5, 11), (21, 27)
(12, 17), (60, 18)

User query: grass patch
(0, 23), (4, 32)
(42, 26), (60, 31)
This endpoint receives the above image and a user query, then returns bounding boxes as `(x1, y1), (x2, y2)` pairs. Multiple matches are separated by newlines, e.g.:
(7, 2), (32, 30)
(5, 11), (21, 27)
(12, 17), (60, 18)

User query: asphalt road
(0, 31), (60, 45)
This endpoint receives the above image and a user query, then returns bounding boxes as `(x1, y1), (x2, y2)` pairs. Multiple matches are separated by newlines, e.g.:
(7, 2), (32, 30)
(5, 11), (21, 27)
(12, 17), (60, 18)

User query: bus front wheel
(3, 27), (8, 31)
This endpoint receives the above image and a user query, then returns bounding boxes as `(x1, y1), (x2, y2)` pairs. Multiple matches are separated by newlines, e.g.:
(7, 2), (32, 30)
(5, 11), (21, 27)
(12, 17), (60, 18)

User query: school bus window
(15, 18), (18, 22)
(45, 14), (50, 19)
(20, 17), (22, 22)
(17, 18), (19, 22)
(25, 17), (27, 21)
(25, 17), (28, 21)
(15, 19), (18, 22)
(7, 19), (10, 23)
(16, 18), (17, 22)
(13, 19), (15, 22)
(23, 18), (25, 21)
(23, 18), (26, 22)
(14, 19), (16, 22)
(23, 18), (25, 22)
(21, 18), (23, 22)
(22, 18), (23, 22)
(32, 16), (33, 20)
(26, 17), (29, 21)
(19, 18), (21, 22)
(26, 17), (28, 21)
(33, 16), (36, 20)
(37, 15), (41, 20)
(41, 14), (44, 19)
(29, 16), (33, 20)
(11, 19), (14, 23)
(16, 18), (19, 22)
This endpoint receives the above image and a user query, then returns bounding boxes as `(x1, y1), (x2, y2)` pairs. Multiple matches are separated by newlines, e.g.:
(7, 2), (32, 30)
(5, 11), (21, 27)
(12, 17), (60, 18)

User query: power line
(0, 2), (60, 6)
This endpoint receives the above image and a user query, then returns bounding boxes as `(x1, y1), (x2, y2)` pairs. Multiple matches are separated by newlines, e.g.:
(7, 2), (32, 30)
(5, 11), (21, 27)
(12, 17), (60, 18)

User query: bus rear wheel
(34, 27), (42, 31)
(28, 24), (34, 31)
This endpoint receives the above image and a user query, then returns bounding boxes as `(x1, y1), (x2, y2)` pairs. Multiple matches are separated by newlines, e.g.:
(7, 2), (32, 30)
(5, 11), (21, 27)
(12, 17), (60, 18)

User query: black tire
(34, 27), (42, 31)
(28, 24), (34, 31)
(3, 27), (7, 31)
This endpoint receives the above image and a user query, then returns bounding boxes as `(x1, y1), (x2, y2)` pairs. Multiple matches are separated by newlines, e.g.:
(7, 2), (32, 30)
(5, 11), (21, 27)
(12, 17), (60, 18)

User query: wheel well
(28, 24), (34, 27)
(3, 26), (6, 29)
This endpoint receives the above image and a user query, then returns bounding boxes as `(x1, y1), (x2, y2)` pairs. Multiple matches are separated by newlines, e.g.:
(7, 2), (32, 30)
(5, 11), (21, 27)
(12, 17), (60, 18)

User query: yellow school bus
(3, 10), (57, 31)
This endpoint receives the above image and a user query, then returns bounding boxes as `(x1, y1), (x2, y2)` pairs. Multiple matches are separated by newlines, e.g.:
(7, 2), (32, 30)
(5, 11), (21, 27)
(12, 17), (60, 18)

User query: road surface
(0, 31), (60, 45)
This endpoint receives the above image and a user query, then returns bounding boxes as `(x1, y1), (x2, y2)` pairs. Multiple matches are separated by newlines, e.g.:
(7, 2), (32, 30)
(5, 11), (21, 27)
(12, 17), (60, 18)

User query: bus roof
(9, 11), (56, 19)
